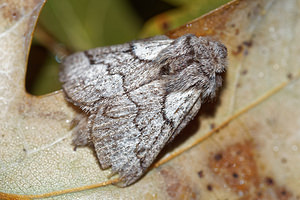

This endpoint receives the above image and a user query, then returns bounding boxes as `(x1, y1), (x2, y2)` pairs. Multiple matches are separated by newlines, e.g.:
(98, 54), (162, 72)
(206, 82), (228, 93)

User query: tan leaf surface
(1, 0), (300, 199)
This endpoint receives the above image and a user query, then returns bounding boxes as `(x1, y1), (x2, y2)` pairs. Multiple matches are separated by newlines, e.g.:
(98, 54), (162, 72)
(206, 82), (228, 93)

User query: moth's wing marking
(131, 87), (203, 175)
(60, 39), (172, 110)
(91, 80), (166, 186)
(132, 38), (172, 61)
(60, 48), (126, 111)
(91, 96), (143, 184)
(96, 38), (173, 91)
(91, 78), (203, 186)
(60, 38), (174, 107)
(60, 37), (175, 154)
(92, 95), (139, 170)
(164, 88), (202, 141)
(128, 81), (167, 166)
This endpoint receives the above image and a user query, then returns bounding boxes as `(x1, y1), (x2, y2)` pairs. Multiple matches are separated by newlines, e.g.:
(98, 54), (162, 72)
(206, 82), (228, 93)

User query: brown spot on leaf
(208, 141), (296, 199)
(214, 153), (223, 161)
(209, 141), (259, 196)
(257, 191), (263, 197)
(232, 45), (243, 55)
(232, 40), (253, 56)
(207, 184), (213, 191)
(232, 172), (239, 178)
(1, 0), (42, 24)
(155, 14), (172, 33)
(241, 69), (248, 75)
(247, 12), (251, 18)
(198, 170), (204, 178)
(162, 21), (170, 31)
(243, 40), (253, 47)
(265, 177), (274, 186)
(287, 73), (293, 80)
(281, 158), (287, 164)
(276, 187), (292, 200)
(1, 4), (20, 22)
(160, 167), (199, 200)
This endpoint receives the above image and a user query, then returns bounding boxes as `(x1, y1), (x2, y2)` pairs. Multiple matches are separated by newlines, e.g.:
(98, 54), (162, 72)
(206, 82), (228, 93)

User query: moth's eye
(159, 64), (171, 75)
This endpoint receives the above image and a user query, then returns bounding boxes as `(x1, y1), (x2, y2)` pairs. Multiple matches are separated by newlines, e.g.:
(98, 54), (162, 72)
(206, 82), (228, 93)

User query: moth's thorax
(155, 34), (227, 97)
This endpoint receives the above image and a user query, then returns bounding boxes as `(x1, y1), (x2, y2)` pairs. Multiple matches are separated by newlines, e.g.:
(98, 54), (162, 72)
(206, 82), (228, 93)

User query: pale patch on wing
(165, 88), (201, 129)
(133, 39), (172, 60)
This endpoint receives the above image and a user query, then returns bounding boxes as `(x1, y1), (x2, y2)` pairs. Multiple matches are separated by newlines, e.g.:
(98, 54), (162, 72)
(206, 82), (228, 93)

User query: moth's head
(157, 34), (227, 98)
(194, 36), (227, 98)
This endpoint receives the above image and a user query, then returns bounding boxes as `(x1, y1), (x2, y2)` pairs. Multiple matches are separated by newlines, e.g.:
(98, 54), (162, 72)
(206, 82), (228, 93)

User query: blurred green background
(26, 0), (231, 95)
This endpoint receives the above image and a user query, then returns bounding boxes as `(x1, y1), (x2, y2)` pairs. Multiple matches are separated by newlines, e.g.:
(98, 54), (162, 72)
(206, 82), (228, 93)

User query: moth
(59, 34), (227, 186)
